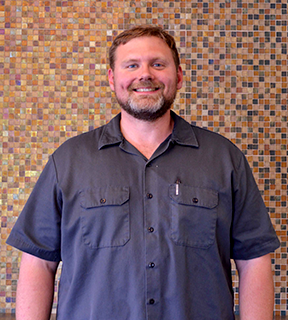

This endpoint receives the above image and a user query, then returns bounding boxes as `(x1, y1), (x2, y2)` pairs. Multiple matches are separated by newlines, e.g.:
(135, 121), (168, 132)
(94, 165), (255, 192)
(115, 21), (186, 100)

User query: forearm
(236, 254), (274, 320)
(16, 252), (59, 320)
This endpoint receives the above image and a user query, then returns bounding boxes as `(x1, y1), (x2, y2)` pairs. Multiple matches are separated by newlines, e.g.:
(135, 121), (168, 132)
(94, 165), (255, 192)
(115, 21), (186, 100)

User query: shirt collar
(170, 111), (199, 147)
(98, 113), (123, 149)
(98, 111), (199, 150)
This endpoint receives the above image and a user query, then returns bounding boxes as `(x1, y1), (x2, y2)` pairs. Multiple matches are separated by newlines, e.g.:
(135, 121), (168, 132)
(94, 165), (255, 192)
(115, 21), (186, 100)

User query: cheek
(158, 72), (177, 87)
(118, 82), (130, 93)
(163, 78), (177, 91)
(114, 80), (132, 99)
(115, 73), (132, 89)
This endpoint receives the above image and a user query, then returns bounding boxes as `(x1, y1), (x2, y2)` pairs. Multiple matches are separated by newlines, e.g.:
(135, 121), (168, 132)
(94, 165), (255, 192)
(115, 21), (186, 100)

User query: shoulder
(53, 114), (122, 157)
(173, 112), (241, 154)
(53, 126), (104, 159)
(192, 125), (238, 149)
(191, 125), (245, 167)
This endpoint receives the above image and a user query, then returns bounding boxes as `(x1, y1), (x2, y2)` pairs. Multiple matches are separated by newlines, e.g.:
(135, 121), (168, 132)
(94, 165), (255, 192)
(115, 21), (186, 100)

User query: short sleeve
(6, 156), (62, 262)
(231, 153), (280, 260)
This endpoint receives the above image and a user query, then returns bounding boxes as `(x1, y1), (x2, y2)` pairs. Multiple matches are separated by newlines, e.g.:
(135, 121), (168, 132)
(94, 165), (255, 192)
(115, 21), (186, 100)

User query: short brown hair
(109, 25), (180, 71)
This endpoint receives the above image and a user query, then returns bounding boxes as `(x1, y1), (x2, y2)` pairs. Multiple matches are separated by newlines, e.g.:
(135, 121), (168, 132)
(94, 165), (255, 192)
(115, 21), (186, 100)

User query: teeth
(135, 88), (157, 92)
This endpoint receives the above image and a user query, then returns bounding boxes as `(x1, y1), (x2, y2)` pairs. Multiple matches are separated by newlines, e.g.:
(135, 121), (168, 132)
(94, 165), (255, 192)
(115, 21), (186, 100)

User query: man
(7, 25), (280, 320)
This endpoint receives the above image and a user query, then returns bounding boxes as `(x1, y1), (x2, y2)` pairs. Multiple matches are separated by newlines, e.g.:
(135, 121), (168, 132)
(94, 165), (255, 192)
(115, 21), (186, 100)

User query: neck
(120, 110), (174, 159)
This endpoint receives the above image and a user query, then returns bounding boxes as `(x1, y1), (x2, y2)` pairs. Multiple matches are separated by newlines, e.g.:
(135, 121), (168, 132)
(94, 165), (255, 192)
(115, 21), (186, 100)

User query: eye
(127, 64), (138, 69)
(153, 62), (164, 68)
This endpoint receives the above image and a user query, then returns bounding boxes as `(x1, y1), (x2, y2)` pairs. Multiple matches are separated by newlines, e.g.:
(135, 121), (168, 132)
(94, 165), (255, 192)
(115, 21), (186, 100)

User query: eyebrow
(121, 59), (139, 66)
(120, 57), (168, 67)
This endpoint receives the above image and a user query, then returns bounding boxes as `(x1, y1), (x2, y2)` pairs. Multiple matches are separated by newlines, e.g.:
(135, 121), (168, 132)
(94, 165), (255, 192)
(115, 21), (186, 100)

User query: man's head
(108, 25), (183, 122)
(109, 25), (180, 72)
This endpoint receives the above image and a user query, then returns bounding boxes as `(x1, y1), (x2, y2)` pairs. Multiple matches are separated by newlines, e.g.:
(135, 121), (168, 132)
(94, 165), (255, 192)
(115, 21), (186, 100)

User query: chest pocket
(169, 184), (218, 249)
(80, 186), (130, 249)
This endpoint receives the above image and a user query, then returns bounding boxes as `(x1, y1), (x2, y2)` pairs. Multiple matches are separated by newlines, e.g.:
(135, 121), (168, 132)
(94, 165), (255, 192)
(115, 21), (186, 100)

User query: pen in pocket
(175, 178), (181, 196)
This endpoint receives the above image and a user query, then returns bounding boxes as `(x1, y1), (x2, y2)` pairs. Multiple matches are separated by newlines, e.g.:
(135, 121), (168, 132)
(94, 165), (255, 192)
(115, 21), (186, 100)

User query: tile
(1, 0), (287, 315)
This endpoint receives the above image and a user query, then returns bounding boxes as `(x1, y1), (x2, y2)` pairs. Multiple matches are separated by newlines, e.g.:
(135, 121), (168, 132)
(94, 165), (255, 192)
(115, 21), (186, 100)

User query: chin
(122, 103), (172, 122)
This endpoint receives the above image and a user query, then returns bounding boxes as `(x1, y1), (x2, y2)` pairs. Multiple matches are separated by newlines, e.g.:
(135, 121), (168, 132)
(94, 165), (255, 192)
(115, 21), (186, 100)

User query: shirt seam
(233, 236), (280, 260)
(50, 154), (63, 210)
(233, 152), (246, 192)
(51, 153), (59, 184)
(7, 234), (61, 262)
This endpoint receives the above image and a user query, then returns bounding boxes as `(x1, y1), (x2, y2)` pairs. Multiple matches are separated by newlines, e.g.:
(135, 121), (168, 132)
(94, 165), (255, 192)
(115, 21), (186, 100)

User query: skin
(108, 36), (183, 118)
(16, 252), (59, 319)
(15, 36), (275, 319)
(108, 36), (183, 158)
(235, 254), (275, 320)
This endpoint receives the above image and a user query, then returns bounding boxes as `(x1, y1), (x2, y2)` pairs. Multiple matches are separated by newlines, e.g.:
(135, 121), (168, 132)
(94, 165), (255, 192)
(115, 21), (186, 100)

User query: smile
(133, 88), (159, 92)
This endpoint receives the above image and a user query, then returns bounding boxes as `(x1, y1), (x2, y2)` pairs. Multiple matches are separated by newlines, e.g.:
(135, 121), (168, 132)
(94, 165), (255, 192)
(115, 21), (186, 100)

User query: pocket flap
(80, 186), (129, 208)
(169, 184), (218, 209)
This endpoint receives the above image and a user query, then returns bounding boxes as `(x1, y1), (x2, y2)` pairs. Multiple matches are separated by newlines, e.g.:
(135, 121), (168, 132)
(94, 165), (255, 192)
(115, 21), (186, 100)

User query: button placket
(144, 162), (160, 318)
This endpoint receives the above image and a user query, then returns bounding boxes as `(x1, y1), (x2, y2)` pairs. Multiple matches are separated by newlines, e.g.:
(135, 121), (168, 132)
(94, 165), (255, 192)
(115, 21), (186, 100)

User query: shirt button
(148, 227), (154, 233)
(100, 198), (106, 204)
(192, 198), (198, 204)
(149, 299), (155, 305)
(148, 262), (155, 268)
(146, 193), (153, 199)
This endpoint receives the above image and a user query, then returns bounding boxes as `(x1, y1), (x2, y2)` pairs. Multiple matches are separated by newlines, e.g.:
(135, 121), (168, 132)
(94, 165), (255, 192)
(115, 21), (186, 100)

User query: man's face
(108, 36), (183, 121)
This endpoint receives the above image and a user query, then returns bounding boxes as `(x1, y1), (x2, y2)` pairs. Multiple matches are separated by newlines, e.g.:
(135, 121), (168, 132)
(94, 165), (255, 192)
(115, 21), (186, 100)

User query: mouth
(132, 87), (160, 93)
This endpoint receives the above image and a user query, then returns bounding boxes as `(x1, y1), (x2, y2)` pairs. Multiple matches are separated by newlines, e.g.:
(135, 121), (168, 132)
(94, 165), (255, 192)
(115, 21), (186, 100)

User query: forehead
(114, 36), (174, 64)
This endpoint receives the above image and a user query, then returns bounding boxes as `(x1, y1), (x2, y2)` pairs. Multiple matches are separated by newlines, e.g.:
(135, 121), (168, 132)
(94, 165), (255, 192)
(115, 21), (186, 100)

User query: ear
(176, 65), (183, 90)
(108, 68), (115, 91)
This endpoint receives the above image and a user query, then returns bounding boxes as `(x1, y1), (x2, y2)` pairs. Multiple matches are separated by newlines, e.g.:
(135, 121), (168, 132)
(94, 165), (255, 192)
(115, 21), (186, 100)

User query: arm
(16, 252), (59, 320)
(235, 253), (274, 320)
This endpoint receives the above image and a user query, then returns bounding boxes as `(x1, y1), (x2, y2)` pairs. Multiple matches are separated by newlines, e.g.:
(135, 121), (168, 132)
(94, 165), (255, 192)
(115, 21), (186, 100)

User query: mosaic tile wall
(0, 0), (287, 316)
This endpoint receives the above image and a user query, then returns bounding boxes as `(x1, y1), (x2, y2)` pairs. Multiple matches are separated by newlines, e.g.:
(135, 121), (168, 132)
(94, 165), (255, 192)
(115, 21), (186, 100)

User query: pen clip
(175, 178), (181, 196)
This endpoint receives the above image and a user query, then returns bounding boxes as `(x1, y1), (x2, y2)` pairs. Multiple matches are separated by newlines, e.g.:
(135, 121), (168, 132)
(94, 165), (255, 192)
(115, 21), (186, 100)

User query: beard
(115, 80), (178, 122)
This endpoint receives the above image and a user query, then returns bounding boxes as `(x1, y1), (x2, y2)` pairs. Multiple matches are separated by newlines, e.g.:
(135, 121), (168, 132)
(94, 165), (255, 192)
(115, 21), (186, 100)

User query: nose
(138, 64), (155, 81)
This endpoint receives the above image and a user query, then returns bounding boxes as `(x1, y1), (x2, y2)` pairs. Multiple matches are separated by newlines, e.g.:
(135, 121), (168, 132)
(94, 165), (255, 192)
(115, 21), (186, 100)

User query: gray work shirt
(7, 111), (280, 320)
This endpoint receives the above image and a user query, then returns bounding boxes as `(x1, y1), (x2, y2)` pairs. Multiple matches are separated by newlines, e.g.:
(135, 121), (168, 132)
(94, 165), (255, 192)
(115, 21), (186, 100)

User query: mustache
(128, 81), (164, 91)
